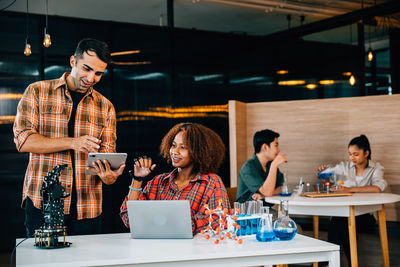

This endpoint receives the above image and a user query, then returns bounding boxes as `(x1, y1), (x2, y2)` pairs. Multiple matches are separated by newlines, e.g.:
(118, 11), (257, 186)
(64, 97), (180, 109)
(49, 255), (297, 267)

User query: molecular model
(200, 200), (243, 244)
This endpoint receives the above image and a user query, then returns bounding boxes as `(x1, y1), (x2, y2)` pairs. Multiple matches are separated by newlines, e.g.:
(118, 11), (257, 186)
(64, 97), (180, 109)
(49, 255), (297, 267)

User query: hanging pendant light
(24, 0), (31, 56)
(43, 32), (51, 47)
(367, 23), (373, 62)
(349, 75), (356, 86)
(43, 0), (52, 47)
(368, 49), (373, 62)
(24, 38), (32, 56)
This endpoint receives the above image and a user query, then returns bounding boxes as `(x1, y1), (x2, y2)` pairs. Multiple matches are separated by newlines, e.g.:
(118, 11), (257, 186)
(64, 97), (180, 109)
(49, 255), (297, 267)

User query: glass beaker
(329, 174), (338, 191)
(256, 200), (263, 214)
(256, 208), (275, 242)
(273, 200), (297, 240)
(279, 173), (292, 197)
(233, 202), (240, 215)
(247, 201), (257, 235)
(246, 201), (256, 215)
(317, 166), (335, 187)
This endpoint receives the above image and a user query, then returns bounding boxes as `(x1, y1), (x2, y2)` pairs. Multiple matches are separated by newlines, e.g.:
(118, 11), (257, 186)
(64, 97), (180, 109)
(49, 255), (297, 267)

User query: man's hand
(272, 153), (288, 168)
(89, 160), (125, 185)
(72, 135), (101, 153)
(252, 192), (265, 201)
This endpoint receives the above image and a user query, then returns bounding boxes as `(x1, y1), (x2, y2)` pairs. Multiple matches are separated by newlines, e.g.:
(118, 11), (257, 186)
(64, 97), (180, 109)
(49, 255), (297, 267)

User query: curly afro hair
(160, 123), (225, 174)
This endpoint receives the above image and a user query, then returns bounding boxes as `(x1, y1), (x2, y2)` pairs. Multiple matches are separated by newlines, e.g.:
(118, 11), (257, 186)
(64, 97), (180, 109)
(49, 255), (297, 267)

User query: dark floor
(288, 229), (400, 267)
(289, 218), (400, 267)
(2, 222), (400, 267)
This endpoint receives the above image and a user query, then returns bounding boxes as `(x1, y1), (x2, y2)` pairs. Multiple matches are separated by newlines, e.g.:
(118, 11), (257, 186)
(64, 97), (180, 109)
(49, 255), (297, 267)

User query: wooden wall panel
(229, 100), (247, 187)
(229, 95), (400, 221)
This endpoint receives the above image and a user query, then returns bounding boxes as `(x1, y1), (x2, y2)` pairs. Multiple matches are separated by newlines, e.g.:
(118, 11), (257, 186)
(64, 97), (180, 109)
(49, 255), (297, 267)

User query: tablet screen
(86, 153), (127, 175)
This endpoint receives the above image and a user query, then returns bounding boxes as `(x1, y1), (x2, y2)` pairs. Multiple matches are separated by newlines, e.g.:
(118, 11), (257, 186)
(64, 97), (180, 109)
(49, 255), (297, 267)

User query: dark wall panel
(0, 11), (364, 251)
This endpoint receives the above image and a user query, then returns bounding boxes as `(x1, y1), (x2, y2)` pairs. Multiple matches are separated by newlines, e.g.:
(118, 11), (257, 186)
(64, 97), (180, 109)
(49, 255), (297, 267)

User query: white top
(322, 161), (387, 191)
(16, 233), (339, 267)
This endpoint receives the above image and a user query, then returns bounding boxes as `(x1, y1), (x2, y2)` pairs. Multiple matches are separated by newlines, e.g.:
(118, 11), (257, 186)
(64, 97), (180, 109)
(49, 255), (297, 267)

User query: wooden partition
(229, 95), (400, 221)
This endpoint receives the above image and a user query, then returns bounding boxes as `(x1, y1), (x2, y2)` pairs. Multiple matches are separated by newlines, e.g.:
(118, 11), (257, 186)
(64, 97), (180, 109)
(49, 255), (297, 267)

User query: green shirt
(236, 154), (284, 203)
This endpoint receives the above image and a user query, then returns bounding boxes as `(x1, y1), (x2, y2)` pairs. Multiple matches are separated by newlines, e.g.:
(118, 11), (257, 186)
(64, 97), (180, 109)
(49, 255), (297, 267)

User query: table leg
(277, 204), (281, 218)
(348, 206), (358, 267)
(313, 216), (319, 267)
(313, 215), (319, 239)
(377, 204), (390, 267)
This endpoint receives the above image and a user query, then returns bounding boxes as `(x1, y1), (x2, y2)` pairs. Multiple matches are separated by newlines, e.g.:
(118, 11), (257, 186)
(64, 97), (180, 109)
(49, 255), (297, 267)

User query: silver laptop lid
(127, 200), (193, 239)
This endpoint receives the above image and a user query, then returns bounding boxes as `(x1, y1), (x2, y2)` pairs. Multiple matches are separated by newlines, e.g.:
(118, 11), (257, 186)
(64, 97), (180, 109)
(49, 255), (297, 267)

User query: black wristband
(129, 170), (146, 182)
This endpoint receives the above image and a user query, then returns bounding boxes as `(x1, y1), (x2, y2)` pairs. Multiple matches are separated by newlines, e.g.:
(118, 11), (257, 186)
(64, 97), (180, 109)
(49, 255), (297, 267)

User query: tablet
(86, 153), (127, 175)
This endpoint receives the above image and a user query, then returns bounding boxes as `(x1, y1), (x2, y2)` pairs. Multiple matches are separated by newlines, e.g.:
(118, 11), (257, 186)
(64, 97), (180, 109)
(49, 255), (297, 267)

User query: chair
(226, 187), (237, 208)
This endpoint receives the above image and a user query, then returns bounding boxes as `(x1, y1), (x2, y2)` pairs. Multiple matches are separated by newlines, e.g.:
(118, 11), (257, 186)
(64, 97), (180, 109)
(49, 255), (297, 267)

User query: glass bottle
(256, 207), (275, 242)
(273, 200), (297, 240)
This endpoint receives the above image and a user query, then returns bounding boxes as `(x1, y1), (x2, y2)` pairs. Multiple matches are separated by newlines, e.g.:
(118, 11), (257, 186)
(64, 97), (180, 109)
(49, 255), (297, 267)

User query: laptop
(127, 200), (193, 239)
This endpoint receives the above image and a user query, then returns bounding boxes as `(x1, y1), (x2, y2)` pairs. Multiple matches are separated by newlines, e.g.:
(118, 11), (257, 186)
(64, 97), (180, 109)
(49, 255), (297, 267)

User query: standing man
(13, 38), (125, 237)
(236, 129), (288, 203)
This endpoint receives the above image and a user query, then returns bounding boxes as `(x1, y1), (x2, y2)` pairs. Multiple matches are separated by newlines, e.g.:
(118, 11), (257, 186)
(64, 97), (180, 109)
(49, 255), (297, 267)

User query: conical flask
(273, 200), (297, 240)
(256, 207), (275, 242)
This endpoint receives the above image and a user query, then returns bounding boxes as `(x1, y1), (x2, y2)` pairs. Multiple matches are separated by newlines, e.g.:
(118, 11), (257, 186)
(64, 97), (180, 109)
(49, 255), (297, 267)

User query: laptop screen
(127, 200), (193, 239)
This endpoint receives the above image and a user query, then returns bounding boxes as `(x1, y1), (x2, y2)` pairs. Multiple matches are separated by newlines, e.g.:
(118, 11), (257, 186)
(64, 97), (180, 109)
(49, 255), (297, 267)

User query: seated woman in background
(120, 122), (231, 234)
(316, 134), (387, 264)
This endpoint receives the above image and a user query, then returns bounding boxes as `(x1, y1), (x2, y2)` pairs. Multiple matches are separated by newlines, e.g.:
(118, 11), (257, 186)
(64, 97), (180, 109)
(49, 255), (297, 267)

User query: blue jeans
(24, 197), (102, 237)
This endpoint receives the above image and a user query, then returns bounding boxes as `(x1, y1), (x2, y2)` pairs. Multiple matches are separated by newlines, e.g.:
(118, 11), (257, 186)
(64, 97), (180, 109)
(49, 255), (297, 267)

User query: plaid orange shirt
(120, 169), (231, 234)
(13, 72), (117, 220)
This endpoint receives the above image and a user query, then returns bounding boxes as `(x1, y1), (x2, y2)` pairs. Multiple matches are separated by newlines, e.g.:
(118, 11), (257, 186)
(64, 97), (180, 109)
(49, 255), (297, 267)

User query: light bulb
(24, 40), (32, 56)
(43, 33), (52, 47)
(306, 84), (317, 90)
(349, 75), (356, 86)
(368, 50), (373, 62)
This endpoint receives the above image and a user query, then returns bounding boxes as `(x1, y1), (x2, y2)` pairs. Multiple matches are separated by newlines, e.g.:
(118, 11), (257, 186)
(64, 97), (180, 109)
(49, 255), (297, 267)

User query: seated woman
(316, 134), (387, 264)
(120, 122), (231, 234)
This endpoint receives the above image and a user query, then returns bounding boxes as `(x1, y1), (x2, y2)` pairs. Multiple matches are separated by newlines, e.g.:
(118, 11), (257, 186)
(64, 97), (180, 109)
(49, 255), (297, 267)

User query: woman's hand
(316, 164), (328, 173)
(335, 184), (350, 192)
(133, 156), (156, 178)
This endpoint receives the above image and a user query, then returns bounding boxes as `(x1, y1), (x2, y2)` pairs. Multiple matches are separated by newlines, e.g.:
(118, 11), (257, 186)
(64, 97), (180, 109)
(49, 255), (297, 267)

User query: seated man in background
(236, 129), (288, 203)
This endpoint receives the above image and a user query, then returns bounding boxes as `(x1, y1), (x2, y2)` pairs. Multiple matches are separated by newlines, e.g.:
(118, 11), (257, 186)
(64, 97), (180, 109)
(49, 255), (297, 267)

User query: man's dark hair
(253, 129), (280, 153)
(74, 38), (111, 65)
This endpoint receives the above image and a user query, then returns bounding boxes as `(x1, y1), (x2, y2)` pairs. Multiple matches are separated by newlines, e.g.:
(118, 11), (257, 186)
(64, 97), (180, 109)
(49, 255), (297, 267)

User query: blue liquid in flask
(256, 231), (275, 242)
(274, 227), (297, 240)
(318, 172), (334, 180)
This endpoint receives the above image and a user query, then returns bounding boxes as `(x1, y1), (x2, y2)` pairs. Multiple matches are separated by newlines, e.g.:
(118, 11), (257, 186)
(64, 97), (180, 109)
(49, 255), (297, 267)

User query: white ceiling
(3, 0), (397, 48)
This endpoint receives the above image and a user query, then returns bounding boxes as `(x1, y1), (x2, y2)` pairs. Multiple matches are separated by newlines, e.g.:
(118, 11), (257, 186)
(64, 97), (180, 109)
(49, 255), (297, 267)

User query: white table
(16, 233), (339, 267)
(265, 193), (400, 267)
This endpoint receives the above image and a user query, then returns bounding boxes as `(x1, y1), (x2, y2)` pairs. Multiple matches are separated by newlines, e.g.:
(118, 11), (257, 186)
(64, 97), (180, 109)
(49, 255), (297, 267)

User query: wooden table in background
(265, 193), (400, 267)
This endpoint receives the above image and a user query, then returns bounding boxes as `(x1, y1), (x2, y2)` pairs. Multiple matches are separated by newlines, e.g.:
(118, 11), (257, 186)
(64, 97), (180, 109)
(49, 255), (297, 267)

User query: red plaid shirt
(13, 73), (117, 219)
(120, 169), (231, 234)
